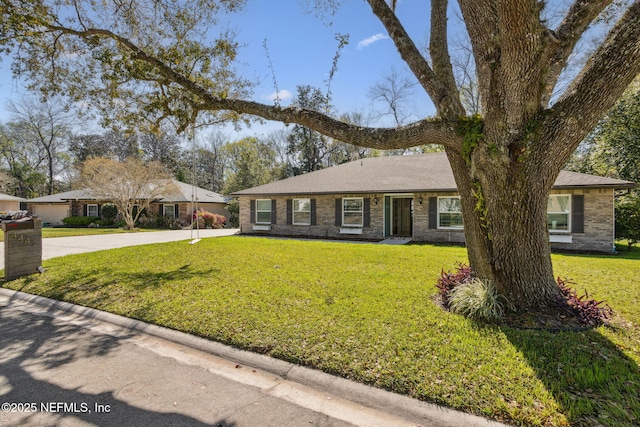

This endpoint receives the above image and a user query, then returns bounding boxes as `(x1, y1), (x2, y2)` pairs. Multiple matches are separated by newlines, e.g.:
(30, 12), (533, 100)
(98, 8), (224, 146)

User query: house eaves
(231, 153), (636, 197)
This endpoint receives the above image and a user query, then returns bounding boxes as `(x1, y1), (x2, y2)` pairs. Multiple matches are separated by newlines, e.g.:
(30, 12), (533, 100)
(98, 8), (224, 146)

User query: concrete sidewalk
(0, 289), (507, 427)
(0, 228), (239, 270)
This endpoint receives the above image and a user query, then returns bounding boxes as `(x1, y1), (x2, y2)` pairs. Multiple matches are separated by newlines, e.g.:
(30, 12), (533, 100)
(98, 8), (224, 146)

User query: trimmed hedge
(61, 216), (100, 226)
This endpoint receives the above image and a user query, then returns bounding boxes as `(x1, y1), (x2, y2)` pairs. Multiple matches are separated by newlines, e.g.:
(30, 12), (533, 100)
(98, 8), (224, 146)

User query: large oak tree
(2, 0), (640, 314)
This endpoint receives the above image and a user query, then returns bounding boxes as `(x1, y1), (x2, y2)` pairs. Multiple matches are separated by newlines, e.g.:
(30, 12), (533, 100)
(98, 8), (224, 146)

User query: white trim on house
(342, 197), (364, 227)
(547, 194), (571, 233)
(550, 234), (573, 243)
(292, 198), (311, 225)
(437, 196), (463, 230)
(255, 199), (272, 224)
(163, 204), (176, 219)
(87, 204), (99, 217)
(340, 227), (363, 235)
(253, 225), (271, 231)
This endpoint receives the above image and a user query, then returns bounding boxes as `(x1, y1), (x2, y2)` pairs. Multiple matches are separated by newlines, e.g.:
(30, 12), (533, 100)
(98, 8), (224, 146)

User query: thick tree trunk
(446, 149), (562, 313)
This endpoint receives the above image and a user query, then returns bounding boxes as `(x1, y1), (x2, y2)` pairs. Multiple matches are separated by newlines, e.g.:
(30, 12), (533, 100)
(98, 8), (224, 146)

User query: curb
(0, 288), (508, 427)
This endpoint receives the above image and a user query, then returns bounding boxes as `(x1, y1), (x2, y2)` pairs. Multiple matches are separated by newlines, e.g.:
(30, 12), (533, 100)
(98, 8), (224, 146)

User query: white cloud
(357, 33), (389, 50)
(264, 89), (293, 102)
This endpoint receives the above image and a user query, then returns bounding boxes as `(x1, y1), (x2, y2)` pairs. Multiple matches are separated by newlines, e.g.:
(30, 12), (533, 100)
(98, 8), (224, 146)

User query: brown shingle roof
(232, 152), (636, 196)
(0, 193), (27, 202)
(28, 180), (227, 203)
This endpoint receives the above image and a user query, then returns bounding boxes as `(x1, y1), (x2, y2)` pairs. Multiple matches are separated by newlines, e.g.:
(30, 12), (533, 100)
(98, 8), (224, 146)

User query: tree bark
(448, 149), (561, 311)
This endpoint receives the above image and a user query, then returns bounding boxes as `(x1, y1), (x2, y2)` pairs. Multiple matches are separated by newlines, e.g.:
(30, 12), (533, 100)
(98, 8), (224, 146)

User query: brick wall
(239, 188), (616, 252)
(550, 188), (615, 253)
(240, 194), (385, 241)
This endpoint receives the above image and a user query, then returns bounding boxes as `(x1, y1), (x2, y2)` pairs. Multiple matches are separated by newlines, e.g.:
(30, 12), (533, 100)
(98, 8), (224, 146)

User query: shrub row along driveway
(0, 228), (239, 270)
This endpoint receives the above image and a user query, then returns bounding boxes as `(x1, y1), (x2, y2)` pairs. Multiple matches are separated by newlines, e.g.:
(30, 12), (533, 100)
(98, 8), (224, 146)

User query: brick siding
(238, 188), (616, 252)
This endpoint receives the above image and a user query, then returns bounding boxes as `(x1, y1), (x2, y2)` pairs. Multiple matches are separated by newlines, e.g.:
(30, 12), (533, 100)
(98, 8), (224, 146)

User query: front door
(392, 198), (413, 237)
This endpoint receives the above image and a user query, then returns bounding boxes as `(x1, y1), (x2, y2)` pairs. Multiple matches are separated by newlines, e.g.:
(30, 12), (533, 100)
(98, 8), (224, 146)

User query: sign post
(2, 218), (43, 281)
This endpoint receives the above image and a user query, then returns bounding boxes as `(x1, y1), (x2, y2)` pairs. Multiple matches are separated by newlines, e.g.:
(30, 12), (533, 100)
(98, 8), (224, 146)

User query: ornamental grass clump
(448, 278), (505, 321)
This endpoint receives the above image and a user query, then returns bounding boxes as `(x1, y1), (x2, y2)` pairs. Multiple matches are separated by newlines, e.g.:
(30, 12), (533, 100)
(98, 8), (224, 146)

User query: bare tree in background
(80, 157), (174, 229)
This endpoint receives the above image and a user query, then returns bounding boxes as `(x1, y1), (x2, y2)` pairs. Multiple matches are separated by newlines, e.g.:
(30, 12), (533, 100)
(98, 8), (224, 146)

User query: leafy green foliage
(0, 0), (250, 132)
(101, 204), (118, 220)
(225, 198), (239, 228)
(221, 137), (278, 194)
(61, 216), (100, 226)
(568, 82), (640, 184)
(456, 114), (484, 163)
(616, 193), (640, 248)
(287, 85), (333, 174)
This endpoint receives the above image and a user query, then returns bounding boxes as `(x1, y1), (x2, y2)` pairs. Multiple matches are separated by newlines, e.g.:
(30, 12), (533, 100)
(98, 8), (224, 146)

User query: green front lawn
(2, 237), (639, 426)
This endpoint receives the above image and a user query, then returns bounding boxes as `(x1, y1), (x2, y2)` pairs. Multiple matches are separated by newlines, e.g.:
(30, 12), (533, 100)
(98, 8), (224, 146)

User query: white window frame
(87, 204), (99, 217)
(342, 197), (364, 227)
(163, 204), (176, 219)
(256, 199), (272, 225)
(292, 198), (311, 225)
(547, 194), (571, 233)
(437, 196), (464, 230)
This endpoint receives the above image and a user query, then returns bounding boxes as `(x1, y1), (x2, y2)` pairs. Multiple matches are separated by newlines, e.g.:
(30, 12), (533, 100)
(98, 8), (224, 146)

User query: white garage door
(33, 205), (70, 226)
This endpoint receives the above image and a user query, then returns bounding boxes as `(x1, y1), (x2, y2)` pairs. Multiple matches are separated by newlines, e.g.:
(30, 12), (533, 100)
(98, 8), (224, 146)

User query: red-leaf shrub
(195, 209), (227, 229)
(557, 277), (613, 326)
(435, 263), (472, 308)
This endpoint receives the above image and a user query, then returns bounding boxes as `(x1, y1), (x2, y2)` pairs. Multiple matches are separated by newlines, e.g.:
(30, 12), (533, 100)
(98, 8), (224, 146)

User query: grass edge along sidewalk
(0, 287), (504, 427)
(2, 236), (639, 427)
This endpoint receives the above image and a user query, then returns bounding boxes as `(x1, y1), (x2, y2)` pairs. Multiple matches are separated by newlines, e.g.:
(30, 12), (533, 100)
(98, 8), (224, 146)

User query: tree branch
(429, 0), (463, 115)
(541, 0), (613, 106)
(541, 0), (640, 166)
(46, 23), (461, 151)
(366, 0), (463, 118)
(201, 98), (461, 150)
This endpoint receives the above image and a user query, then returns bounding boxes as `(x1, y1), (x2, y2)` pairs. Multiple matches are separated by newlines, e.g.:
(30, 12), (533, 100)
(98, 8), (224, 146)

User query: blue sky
(226, 1), (437, 120)
(215, 0), (442, 137)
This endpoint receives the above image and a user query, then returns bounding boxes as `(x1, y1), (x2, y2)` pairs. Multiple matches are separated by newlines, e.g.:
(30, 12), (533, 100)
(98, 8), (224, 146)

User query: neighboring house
(232, 153), (636, 253)
(27, 180), (228, 226)
(0, 193), (27, 212)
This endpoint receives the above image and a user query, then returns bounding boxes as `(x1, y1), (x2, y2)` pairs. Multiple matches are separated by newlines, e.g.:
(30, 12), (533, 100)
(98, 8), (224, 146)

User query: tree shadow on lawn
(499, 324), (640, 426)
(4, 263), (222, 326)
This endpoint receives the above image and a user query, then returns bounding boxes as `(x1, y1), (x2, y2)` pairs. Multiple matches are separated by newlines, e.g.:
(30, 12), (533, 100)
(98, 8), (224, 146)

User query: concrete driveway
(0, 228), (239, 270)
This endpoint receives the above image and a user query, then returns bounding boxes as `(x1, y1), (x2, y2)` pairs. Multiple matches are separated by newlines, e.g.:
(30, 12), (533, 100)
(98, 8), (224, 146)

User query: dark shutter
(250, 200), (256, 224)
(174, 204), (180, 219)
(363, 198), (371, 227)
(335, 198), (342, 226)
(428, 197), (438, 229)
(271, 199), (277, 224)
(83, 204), (88, 217)
(286, 199), (292, 225)
(572, 195), (584, 233)
(310, 199), (317, 225)
(97, 204), (102, 218)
